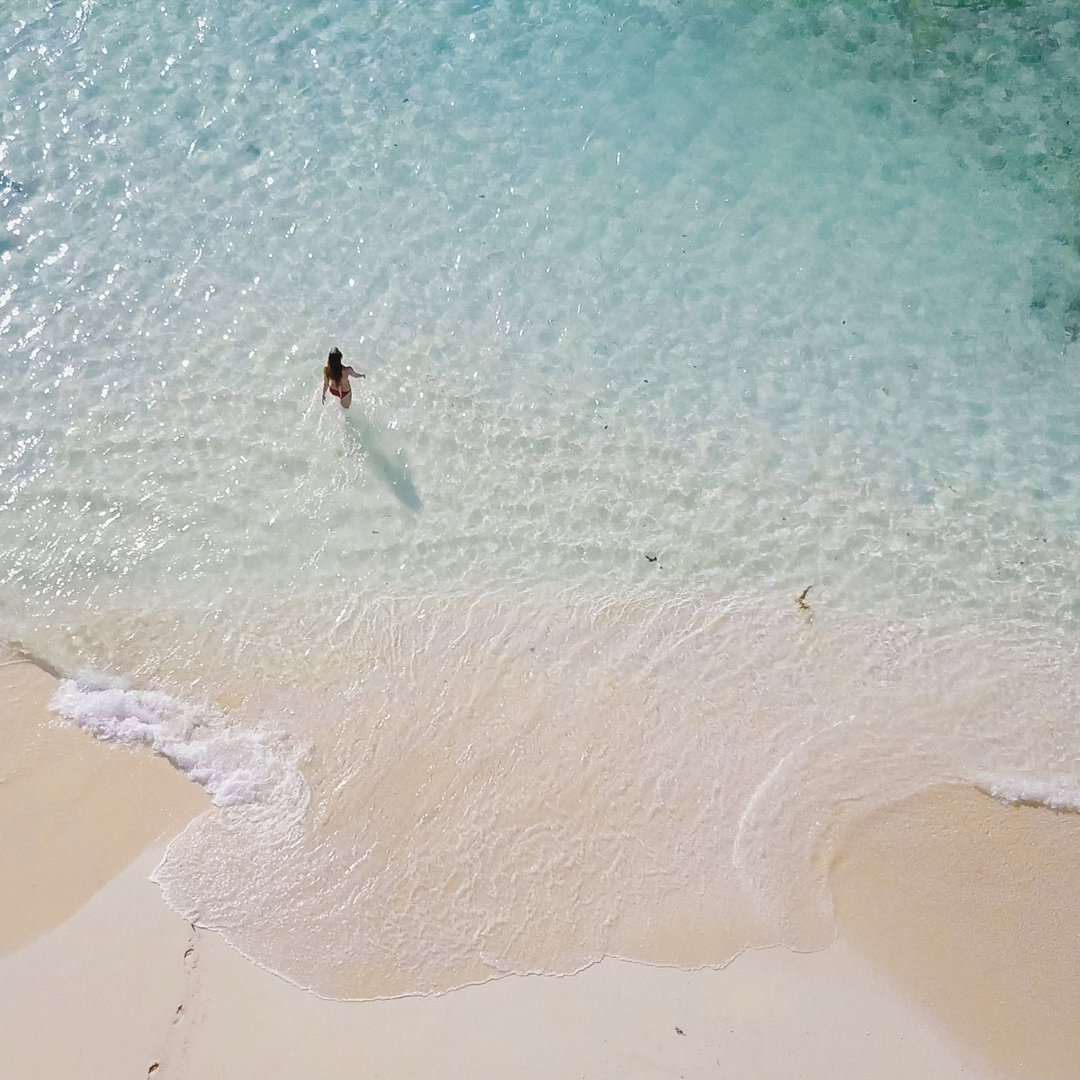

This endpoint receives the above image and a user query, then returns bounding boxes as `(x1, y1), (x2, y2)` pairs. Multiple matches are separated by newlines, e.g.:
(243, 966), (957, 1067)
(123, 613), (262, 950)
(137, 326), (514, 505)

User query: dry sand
(3, 658), (1075, 1079)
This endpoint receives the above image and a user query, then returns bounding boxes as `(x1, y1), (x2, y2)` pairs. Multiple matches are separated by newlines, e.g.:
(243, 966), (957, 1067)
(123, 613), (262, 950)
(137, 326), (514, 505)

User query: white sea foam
(49, 676), (308, 818)
(981, 776), (1080, 815)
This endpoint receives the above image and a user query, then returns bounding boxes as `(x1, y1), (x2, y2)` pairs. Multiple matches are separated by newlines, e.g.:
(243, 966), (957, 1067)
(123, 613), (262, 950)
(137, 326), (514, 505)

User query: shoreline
(0, 659), (210, 955)
(0, 850), (999, 1080)
(4, 658), (1075, 1078)
(830, 782), (1080, 1080)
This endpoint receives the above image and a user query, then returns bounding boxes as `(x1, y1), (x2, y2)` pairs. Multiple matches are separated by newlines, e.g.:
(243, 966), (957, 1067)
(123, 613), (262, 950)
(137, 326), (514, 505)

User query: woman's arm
(322, 371), (329, 402)
(346, 366), (366, 378)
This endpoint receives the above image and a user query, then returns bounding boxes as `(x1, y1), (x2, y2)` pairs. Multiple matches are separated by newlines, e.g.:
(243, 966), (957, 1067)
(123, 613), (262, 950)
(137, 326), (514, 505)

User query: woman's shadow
(344, 410), (422, 511)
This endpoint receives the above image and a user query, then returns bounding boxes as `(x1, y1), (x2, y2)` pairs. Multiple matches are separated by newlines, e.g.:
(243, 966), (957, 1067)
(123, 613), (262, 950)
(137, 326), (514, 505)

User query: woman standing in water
(322, 347), (365, 408)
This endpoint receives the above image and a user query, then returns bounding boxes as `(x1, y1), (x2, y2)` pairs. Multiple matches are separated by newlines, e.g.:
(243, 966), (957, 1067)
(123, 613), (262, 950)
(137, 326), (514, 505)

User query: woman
(322, 347), (365, 408)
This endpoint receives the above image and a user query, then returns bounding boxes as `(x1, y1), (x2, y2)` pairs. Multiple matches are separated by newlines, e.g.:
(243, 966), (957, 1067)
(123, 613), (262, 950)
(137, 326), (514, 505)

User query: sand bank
(831, 783), (1080, 1080)
(0, 660), (209, 955)
(4, 658), (1074, 1079)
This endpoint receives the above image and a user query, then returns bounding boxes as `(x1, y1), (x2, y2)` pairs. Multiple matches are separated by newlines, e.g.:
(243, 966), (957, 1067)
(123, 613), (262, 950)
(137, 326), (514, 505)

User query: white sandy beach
(2, 658), (1076, 1080)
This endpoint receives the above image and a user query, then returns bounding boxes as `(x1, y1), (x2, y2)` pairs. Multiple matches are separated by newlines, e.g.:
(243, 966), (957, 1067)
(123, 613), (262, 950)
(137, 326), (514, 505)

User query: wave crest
(49, 676), (308, 818)
(980, 776), (1080, 814)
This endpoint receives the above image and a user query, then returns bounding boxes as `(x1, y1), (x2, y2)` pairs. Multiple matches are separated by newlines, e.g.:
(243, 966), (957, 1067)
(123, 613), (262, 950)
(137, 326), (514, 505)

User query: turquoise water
(4, 0), (1080, 998)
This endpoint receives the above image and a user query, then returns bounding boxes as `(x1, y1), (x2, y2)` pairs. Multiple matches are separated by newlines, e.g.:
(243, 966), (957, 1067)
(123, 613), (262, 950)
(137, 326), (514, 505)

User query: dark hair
(326, 347), (343, 381)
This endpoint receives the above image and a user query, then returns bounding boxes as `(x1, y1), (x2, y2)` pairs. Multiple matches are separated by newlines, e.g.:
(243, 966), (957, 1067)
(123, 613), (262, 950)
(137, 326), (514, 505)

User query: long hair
(325, 347), (343, 382)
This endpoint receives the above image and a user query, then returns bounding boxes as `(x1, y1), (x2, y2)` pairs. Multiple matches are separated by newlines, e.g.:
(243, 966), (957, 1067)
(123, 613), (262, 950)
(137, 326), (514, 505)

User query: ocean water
(4, 0), (1080, 998)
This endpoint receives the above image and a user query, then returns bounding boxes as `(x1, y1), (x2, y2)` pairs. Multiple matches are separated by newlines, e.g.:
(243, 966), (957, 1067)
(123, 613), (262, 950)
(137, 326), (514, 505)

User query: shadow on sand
(344, 410), (422, 511)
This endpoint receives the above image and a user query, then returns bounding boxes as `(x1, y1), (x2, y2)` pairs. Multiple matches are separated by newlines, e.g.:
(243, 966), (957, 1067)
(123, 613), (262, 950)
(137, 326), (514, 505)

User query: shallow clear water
(4, 0), (1080, 998)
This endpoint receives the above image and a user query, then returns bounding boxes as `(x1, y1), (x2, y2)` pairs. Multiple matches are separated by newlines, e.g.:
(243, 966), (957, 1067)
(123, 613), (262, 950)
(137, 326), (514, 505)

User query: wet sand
(6, 658), (1075, 1079)
(830, 782), (1080, 1079)
(0, 660), (209, 955)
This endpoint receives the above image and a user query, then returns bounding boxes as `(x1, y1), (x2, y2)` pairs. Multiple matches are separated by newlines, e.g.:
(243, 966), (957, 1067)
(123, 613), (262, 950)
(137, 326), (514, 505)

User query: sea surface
(3, 0), (1080, 999)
